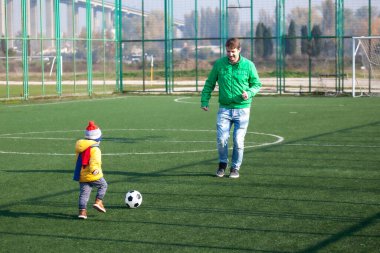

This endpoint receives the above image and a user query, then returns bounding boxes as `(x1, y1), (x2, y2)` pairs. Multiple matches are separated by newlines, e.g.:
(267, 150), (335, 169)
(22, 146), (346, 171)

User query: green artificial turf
(0, 95), (379, 252)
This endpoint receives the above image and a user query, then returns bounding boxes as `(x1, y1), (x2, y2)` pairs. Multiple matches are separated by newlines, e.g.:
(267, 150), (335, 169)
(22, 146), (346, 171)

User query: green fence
(0, 0), (379, 100)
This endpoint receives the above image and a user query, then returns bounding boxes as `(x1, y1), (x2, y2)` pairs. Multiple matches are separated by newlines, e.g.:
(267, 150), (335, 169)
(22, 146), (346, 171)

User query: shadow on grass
(1, 120), (379, 252)
(0, 209), (378, 253)
(4, 154), (380, 205)
(102, 135), (164, 144)
(0, 209), (75, 220)
(4, 168), (214, 179)
(109, 204), (373, 223)
(296, 212), (380, 253)
(0, 230), (284, 253)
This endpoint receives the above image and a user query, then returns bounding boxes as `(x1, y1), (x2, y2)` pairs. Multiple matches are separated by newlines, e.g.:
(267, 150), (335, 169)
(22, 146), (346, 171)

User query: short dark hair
(225, 38), (241, 50)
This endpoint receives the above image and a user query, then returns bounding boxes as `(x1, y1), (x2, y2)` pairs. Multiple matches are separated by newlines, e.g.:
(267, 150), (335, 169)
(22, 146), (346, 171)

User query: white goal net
(352, 36), (380, 97)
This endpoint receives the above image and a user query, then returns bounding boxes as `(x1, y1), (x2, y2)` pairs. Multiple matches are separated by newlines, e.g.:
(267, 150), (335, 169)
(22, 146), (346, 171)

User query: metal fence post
(86, 0), (93, 96)
(22, 0), (29, 100)
(54, 0), (62, 96)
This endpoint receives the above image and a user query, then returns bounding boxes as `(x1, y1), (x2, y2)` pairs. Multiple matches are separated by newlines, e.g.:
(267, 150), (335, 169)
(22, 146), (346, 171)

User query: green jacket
(201, 55), (261, 109)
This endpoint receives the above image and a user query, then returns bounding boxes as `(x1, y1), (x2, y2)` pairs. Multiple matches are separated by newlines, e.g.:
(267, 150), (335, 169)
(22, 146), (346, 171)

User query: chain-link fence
(0, 0), (379, 100)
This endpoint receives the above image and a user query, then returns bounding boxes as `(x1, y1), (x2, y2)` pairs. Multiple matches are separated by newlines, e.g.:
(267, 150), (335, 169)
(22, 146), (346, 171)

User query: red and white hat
(85, 121), (102, 140)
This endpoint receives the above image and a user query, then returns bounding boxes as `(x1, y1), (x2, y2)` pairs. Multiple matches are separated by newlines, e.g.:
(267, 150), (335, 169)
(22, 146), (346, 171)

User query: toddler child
(73, 121), (108, 219)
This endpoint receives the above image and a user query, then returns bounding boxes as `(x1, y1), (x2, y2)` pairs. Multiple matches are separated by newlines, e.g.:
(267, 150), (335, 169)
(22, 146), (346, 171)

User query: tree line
(182, 10), (324, 59)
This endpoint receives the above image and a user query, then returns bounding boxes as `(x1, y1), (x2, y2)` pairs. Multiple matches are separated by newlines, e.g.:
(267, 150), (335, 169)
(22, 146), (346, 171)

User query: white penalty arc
(0, 129), (284, 156)
(174, 97), (198, 104)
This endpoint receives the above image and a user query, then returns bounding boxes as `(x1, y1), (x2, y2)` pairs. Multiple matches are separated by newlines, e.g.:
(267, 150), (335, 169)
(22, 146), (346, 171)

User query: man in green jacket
(201, 38), (262, 178)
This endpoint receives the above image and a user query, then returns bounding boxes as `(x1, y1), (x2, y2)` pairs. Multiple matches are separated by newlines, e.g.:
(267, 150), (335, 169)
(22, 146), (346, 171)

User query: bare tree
(321, 0), (334, 35)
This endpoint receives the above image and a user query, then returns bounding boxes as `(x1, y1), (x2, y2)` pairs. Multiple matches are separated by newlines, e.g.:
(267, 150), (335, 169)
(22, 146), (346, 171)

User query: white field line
(0, 129), (284, 156)
(285, 143), (380, 148)
(4, 96), (130, 108)
(4, 95), (188, 108)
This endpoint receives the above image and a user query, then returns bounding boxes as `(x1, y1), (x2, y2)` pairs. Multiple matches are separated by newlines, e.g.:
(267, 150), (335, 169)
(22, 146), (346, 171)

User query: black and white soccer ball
(125, 190), (143, 208)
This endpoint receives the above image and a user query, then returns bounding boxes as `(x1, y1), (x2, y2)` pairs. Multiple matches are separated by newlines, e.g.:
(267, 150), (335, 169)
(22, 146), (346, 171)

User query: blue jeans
(216, 108), (250, 170)
(78, 178), (108, 209)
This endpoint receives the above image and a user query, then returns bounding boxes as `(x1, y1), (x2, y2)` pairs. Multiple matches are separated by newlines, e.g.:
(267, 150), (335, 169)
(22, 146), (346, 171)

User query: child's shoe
(78, 209), (87, 219)
(93, 198), (106, 213)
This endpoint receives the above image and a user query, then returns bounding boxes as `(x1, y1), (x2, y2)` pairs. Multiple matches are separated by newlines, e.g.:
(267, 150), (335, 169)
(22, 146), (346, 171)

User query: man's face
(226, 47), (241, 64)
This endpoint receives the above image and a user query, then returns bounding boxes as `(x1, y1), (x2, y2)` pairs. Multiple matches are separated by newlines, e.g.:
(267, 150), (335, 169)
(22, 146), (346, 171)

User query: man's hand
(201, 106), (209, 111)
(242, 91), (249, 100)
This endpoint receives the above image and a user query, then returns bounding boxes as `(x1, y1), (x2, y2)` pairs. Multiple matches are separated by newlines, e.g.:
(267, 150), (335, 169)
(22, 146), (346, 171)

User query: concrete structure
(0, 0), (184, 38)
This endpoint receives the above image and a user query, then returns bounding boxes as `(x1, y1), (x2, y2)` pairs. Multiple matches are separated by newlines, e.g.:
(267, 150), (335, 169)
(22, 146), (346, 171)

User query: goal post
(352, 36), (380, 97)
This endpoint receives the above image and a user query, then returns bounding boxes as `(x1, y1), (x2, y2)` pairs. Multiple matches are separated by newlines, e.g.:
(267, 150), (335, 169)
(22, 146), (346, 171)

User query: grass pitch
(0, 95), (379, 252)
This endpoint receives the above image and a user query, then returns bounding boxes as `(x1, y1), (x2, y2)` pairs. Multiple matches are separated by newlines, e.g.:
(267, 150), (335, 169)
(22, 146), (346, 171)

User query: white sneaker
(229, 169), (240, 178)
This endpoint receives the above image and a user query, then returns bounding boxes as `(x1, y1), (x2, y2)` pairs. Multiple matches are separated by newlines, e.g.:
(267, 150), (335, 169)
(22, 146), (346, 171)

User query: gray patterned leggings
(78, 178), (108, 209)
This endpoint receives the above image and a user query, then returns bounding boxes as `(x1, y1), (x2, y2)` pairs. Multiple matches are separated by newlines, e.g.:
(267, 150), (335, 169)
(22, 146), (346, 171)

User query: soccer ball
(125, 190), (143, 208)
